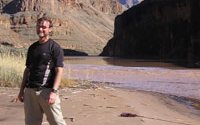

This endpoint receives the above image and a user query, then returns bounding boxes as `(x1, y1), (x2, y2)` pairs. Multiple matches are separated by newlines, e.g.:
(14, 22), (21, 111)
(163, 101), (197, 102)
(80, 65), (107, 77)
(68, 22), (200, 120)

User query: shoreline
(116, 86), (200, 113)
(90, 81), (200, 112)
(0, 86), (200, 125)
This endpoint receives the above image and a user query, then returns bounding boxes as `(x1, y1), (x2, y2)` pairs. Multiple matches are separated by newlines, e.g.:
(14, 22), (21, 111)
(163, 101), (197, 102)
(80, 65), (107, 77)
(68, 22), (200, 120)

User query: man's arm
(16, 67), (30, 102)
(48, 67), (63, 104)
(53, 67), (63, 90)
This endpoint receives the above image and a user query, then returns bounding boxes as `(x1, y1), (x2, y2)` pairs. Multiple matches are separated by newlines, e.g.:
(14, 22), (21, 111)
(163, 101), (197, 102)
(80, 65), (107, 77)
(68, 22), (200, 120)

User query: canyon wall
(101, 0), (200, 66)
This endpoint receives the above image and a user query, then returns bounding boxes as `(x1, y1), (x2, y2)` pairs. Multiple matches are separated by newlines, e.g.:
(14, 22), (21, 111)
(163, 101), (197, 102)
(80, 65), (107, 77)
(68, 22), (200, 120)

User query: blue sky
(119, 0), (127, 4)
(118, 0), (142, 8)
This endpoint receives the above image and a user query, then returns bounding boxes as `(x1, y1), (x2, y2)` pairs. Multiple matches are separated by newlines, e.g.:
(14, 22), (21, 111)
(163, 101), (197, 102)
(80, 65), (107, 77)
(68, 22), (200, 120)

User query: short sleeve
(52, 43), (64, 67)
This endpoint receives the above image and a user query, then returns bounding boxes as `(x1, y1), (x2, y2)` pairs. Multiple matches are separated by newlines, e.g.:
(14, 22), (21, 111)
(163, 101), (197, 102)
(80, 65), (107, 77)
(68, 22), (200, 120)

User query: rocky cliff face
(0, 13), (31, 47)
(101, 0), (200, 66)
(0, 0), (124, 55)
(18, 0), (122, 15)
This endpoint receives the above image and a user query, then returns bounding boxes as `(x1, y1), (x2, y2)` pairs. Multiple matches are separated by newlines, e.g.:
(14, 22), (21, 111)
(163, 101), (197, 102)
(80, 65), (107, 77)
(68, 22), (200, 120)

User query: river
(64, 56), (200, 100)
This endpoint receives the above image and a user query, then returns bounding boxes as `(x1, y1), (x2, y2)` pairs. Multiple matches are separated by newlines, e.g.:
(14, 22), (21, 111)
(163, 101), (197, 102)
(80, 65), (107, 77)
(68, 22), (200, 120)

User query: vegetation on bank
(0, 45), (27, 87)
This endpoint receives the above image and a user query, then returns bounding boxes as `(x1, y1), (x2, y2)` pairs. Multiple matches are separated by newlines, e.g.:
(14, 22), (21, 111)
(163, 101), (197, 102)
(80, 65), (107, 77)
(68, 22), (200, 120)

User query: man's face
(36, 20), (52, 38)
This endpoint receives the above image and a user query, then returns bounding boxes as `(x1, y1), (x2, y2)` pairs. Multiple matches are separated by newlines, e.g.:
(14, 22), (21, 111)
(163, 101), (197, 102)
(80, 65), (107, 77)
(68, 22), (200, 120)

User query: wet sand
(0, 86), (200, 125)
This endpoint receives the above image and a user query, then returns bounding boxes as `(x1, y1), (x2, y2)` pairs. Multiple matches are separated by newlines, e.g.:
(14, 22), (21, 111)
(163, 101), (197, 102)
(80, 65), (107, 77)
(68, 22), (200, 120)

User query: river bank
(0, 86), (200, 125)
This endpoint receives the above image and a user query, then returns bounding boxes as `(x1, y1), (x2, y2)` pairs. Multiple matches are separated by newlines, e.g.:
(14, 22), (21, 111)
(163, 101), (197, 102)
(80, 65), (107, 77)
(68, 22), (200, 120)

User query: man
(16, 16), (67, 125)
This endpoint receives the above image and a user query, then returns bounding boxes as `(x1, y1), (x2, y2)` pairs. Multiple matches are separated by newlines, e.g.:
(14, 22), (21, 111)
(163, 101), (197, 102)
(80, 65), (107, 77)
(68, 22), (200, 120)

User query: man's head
(36, 17), (53, 40)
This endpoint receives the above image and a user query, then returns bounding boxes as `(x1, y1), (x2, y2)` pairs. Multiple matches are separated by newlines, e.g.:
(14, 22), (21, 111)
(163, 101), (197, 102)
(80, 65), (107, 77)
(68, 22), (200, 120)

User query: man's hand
(48, 92), (57, 105)
(12, 92), (24, 103)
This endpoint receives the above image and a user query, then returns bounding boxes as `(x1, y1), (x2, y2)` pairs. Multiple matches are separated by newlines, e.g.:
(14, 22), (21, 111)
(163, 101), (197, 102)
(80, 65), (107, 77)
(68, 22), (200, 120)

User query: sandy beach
(0, 86), (200, 125)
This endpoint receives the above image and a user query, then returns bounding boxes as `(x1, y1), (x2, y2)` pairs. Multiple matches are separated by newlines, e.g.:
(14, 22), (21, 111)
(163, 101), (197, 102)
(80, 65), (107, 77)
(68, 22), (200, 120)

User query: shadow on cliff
(63, 49), (88, 56)
(3, 0), (21, 14)
(100, 0), (200, 68)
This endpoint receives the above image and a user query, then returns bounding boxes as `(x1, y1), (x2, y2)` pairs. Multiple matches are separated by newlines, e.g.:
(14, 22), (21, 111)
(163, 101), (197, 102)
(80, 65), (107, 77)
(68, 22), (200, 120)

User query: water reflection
(65, 56), (184, 69)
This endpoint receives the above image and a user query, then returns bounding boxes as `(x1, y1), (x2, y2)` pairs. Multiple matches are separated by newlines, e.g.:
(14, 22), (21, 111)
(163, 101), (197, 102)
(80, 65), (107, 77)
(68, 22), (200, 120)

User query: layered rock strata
(0, 0), (124, 55)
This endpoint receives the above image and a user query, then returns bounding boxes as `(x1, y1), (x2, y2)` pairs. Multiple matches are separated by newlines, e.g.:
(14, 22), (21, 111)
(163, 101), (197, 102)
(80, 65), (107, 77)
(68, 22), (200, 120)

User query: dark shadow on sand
(63, 49), (88, 56)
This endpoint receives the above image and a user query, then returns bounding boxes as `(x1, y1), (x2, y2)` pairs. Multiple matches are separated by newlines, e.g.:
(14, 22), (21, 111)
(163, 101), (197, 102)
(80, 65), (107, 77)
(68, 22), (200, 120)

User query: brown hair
(37, 16), (53, 28)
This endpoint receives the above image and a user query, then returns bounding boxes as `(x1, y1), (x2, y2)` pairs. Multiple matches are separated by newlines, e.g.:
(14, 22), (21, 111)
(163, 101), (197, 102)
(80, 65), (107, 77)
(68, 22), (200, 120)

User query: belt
(26, 86), (46, 91)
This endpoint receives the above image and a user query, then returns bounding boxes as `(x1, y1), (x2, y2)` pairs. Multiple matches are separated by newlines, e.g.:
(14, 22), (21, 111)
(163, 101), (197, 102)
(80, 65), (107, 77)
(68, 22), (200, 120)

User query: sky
(118, 0), (144, 8)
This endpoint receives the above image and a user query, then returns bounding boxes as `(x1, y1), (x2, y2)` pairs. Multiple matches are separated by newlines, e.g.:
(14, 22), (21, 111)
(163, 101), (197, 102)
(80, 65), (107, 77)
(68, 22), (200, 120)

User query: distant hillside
(0, 13), (31, 47)
(0, 0), (125, 55)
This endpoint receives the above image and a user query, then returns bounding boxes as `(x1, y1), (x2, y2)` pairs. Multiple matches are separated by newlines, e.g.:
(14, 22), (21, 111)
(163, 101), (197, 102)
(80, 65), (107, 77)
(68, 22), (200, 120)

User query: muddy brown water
(64, 56), (200, 109)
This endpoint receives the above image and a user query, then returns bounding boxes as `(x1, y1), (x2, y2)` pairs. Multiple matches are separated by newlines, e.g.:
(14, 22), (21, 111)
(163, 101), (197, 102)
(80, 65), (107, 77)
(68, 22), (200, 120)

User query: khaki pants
(24, 88), (67, 125)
